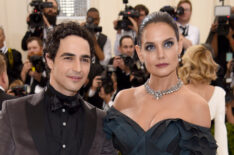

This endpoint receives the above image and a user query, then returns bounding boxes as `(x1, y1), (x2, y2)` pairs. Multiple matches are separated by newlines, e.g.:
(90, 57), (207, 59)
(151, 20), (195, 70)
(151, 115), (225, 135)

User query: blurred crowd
(0, 0), (233, 154)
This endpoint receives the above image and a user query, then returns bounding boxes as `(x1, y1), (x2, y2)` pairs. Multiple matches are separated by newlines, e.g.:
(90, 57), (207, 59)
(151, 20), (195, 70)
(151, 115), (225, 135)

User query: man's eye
(164, 41), (174, 48)
(81, 58), (90, 63)
(144, 44), (155, 51)
(64, 57), (73, 60)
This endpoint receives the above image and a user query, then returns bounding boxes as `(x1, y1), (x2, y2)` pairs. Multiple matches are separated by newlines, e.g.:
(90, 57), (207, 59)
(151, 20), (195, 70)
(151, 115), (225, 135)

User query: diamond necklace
(144, 79), (183, 100)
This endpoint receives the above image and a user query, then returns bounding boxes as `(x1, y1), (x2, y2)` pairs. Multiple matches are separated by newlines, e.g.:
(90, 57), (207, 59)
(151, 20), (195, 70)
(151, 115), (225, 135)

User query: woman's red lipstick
(156, 63), (169, 68)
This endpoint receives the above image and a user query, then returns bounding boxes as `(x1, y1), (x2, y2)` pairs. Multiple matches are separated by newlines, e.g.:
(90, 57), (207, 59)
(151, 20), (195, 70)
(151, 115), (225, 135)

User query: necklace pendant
(154, 92), (162, 100)
(144, 79), (183, 100)
(155, 96), (160, 100)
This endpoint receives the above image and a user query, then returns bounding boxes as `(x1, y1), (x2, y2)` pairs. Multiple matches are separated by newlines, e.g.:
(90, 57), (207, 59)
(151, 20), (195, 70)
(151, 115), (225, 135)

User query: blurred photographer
(118, 35), (135, 57)
(176, 0), (200, 52)
(208, 6), (234, 89)
(7, 79), (28, 97)
(20, 37), (47, 94)
(113, 1), (149, 56)
(21, 0), (59, 51)
(98, 75), (116, 111)
(113, 38), (132, 91)
(0, 26), (23, 84)
(0, 53), (15, 110)
(85, 8), (112, 66)
(226, 59), (234, 125)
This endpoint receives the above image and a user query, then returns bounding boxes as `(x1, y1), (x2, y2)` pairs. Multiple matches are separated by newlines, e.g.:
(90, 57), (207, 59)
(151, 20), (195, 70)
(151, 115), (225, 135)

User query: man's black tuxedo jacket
(0, 89), (15, 110)
(0, 91), (117, 155)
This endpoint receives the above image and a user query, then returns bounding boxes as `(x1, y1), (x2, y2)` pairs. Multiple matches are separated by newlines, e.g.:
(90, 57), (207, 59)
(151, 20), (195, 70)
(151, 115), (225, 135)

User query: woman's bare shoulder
(181, 86), (211, 128)
(113, 86), (142, 111)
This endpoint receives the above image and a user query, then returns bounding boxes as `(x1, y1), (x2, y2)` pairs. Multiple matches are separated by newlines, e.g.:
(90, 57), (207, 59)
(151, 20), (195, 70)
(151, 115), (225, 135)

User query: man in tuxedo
(0, 22), (117, 155)
(0, 53), (15, 110)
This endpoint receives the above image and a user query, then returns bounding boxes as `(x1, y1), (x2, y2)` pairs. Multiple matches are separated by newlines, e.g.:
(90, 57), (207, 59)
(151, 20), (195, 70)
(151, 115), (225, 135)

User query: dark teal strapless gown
(103, 107), (217, 155)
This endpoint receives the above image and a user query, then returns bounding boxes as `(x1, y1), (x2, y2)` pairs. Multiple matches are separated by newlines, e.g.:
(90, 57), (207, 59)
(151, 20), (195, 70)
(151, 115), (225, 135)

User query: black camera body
(215, 5), (234, 36)
(119, 54), (148, 86)
(29, 0), (53, 28)
(11, 85), (28, 97)
(120, 54), (134, 68)
(115, 0), (139, 31)
(29, 55), (45, 73)
(217, 14), (234, 36)
(85, 17), (102, 33)
(160, 6), (184, 20)
(97, 65), (116, 94)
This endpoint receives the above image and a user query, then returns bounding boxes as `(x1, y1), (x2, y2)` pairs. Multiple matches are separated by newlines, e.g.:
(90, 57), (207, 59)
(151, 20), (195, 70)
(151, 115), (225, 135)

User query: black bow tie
(45, 85), (82, 114)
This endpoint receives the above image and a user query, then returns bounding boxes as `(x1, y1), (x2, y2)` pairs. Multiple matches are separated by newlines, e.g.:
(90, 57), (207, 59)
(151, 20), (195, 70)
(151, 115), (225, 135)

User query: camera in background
(159, 5), (184, 20)
(215, 5), (234, 36)
(29, 0), (53, 29)
(115, 0), (139, 31)
(119, 54), (148, 87)
(85, 17), (102, 33)
(29, 55), (45, 73)
(10, 85), (29, 97)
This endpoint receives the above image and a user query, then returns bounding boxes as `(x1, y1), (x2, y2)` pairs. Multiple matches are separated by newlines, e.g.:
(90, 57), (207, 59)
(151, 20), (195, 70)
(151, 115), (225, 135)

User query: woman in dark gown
(103, 12), (217, 155)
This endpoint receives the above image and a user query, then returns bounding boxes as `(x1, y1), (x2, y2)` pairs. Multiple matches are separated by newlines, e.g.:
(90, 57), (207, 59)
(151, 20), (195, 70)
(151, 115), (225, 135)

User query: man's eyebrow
(60, 52), (75, 57)
(81, 55), (91, 59)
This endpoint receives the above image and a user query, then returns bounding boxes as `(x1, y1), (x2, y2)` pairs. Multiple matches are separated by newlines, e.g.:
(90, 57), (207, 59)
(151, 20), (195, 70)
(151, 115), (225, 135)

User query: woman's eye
(144, 44), (155, 51)
(164, 41), (174, 48)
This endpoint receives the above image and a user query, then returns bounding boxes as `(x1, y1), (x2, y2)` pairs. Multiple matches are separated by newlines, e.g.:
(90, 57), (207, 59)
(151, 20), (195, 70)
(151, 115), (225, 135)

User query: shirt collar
(0, 86), (5, 91)
(0, 46), (7, 54)
(177, 23), (189, 28)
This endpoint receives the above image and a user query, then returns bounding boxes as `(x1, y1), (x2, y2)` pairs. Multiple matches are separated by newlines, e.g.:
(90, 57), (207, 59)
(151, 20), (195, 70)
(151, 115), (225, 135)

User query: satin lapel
(79, 101), (97, 155)
(26, 92), (48, 155)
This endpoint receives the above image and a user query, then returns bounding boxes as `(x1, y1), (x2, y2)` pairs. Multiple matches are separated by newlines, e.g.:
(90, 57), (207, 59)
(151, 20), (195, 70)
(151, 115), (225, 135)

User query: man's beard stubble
(44, 13), (57, 26)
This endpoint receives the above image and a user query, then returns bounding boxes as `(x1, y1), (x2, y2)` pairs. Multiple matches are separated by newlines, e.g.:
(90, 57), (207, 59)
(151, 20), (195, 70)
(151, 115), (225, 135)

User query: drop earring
(141, 62), (145, 69)
(178, 55), (182, 62)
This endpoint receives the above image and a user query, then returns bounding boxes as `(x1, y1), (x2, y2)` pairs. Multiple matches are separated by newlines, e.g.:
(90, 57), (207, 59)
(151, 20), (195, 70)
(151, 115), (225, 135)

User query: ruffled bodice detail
(103, 107), (217, 155)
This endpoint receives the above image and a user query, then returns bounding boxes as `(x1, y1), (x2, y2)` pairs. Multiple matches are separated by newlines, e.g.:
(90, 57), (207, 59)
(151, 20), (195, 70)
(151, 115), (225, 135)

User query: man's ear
(135, 45), (144, 63)
(45, 53), (53, 70)
(0, 72), (4, 84)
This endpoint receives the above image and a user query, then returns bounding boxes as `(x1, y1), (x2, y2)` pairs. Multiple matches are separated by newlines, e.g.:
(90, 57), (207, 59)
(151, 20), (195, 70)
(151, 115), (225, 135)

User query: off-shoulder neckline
(109, 106), (210, 133)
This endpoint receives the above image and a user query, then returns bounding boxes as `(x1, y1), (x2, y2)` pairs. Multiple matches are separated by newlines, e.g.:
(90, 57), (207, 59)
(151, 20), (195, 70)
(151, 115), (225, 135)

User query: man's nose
(73, 60), (82, 72)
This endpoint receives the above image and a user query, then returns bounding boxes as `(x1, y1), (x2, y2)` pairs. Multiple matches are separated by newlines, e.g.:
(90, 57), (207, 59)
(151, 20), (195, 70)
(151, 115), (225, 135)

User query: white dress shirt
(0, 45), (8, 54)
(208, 86), (228, 155)
(178, 23), (200, 45)
(100, 37), (112, 66)
(0, 86), (4, 91)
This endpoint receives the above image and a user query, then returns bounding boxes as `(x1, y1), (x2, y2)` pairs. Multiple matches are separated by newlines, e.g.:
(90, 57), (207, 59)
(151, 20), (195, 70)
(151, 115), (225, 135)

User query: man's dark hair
(26, 37), (43, 47)
(134, 4), (149, 16)
(87, 7), (99, 15)
(44, 21), (94, 71)
(119, 35), (134, 47)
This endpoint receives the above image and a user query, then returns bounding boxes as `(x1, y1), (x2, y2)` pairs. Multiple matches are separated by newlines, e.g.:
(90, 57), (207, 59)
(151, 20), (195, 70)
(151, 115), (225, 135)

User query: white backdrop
(0, 0), (233, 61)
